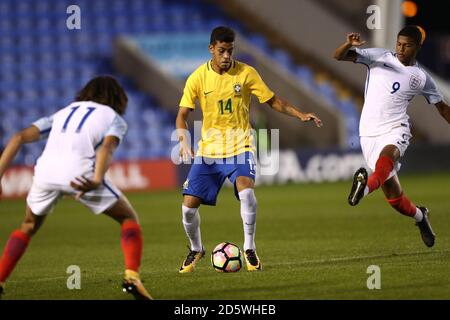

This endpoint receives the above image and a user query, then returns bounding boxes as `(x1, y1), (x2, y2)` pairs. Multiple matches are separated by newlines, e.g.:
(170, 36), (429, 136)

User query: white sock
(239, 188), (257, 251)
(413, 207), (423, 222)
(182, 205), (203, 252)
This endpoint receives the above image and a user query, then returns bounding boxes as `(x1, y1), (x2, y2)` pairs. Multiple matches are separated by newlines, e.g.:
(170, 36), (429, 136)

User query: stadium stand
(0, 0), (361, 169)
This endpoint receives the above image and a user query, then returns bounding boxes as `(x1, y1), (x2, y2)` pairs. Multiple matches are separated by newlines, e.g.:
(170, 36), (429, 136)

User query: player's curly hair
(75, 75), (128, 115)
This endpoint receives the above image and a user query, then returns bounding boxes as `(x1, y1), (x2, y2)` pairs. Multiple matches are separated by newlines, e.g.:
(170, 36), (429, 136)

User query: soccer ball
(211, 242), (242, 273)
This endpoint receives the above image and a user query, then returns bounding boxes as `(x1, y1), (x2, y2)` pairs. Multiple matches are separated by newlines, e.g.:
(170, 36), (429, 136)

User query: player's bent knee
(236, 176), (255, 190)
(104, 197), (139, 224)
(20, 209), (45, 236)
(20, 221), (39, 237)
(183, 195), (201, 208)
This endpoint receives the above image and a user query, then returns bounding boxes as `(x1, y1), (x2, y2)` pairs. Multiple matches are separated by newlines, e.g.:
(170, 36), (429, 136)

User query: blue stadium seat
(34, 0), (51, 15)
(316, 81), (338, 105)
(0, 35), (14, 51)
(0, 0), (358, 160)
(271, 49), (294, 70)
(294, 65), (316, 90)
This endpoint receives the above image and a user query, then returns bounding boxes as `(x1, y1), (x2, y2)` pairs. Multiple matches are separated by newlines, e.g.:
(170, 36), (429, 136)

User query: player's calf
(367, 156), (394, 193)
(0, 230), (30, 286)
(386, 195), (436, 247)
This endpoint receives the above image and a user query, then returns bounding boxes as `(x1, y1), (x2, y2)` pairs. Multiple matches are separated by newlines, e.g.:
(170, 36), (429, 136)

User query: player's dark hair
(398, 25), (423, 46)
(75, 75), (128, 115)
(210, 26), (235, 45)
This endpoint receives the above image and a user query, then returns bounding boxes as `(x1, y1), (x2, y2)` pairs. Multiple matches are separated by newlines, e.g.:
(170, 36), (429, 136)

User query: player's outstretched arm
(334, 33), (366, 62)
(435, 100), (450, 124)
(0, 126), (41, 196)
(266, 95), (323, 127)
(70, 135), (119, 199)
(176, 107), (194, 162)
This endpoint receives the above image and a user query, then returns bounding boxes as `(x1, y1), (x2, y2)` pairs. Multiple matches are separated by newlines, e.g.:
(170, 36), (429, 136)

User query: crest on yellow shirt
(233, 83), (242, 96)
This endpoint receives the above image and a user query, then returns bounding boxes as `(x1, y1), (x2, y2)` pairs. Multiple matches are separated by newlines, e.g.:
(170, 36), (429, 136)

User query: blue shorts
(182, 152), (256, 206)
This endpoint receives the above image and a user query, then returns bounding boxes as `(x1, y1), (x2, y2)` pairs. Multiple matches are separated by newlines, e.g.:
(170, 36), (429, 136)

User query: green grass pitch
(1, 172), (449, 300)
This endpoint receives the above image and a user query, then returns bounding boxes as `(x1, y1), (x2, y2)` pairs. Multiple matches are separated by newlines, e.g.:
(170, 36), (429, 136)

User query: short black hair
(210, 26), (235, 45)
(398, 25), (423, 46)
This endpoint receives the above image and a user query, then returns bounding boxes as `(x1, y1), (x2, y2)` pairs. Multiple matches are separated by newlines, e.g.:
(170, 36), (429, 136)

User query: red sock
(387, 194), (417, 217)
(0, 230), (30, 282)
(121, 220), (142, 272)
(367, 156), (394, 193)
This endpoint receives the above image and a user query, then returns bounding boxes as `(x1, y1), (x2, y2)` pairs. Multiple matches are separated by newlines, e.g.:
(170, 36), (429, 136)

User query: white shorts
(26, 179), (122, 216)
(360, 125), (412, 179)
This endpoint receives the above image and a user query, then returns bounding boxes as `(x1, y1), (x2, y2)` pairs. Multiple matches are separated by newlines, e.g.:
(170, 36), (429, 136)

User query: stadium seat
(0, 0), (359, 160)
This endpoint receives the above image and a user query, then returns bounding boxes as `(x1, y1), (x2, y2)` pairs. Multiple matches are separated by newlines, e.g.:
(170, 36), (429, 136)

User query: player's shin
(121, 220), (143, 272)
(367, 156), (394, 193)
(0, 230), (30, 283)
(182, 205), (203, 252)
(239, 189), (257, 251)
(386, 194), (423, 221)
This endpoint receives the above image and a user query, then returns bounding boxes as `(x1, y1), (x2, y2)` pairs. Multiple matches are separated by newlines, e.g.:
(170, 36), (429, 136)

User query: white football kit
(355, 48), (443, 177)
(27, 101), (128, 215)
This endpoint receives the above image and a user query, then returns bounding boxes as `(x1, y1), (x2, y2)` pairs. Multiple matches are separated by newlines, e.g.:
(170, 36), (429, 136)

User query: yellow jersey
(179, 60), (274, 158)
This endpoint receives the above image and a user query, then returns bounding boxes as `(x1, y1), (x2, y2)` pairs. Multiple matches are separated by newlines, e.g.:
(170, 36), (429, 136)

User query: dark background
(406, 0), (450, 79)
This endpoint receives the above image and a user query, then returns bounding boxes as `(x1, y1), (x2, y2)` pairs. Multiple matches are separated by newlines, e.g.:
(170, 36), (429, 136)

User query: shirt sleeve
(32, 115), (54, 139)
(354, 48), (388, 66)
(421, 70), (443, 104)
(104, 115), (128, 142)
(247, 66), (274, 103)
(179, 72), (199, 109)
